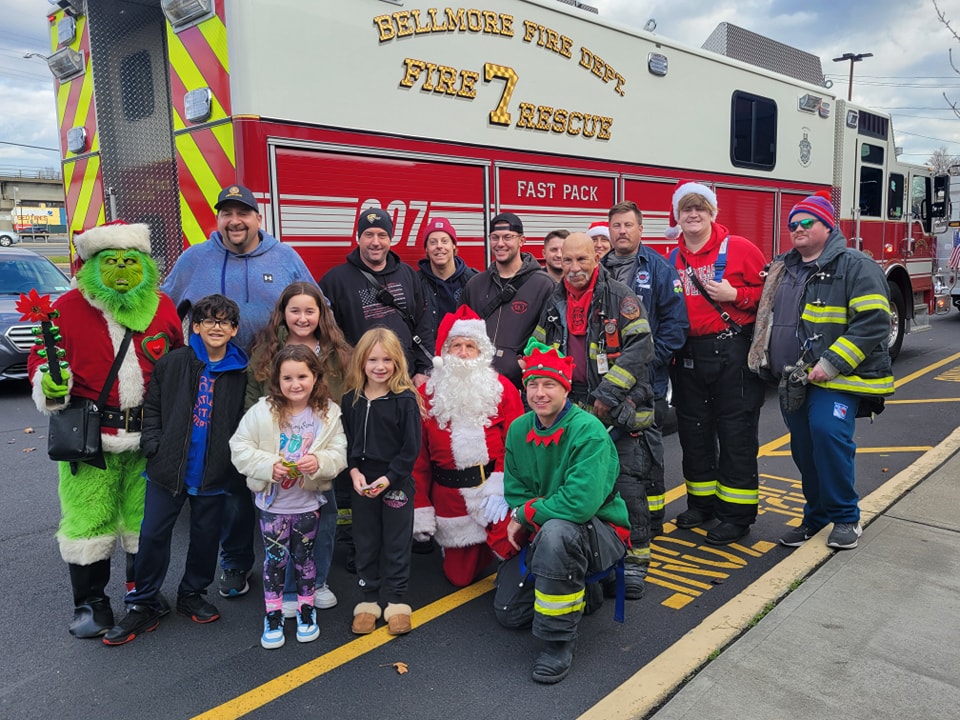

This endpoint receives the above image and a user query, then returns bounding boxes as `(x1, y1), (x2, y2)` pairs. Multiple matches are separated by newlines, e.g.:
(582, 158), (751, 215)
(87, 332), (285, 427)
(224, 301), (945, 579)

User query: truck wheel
(887, 283), (905, 361)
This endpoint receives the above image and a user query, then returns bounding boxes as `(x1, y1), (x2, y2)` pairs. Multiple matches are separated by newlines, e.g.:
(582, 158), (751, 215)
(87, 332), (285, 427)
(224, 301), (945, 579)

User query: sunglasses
(788, 218), (818, 232)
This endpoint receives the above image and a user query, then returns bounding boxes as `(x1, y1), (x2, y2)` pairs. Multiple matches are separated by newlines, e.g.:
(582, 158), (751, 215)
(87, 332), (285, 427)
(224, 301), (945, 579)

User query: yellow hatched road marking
(193, 577), (495, 719)
(886, 397), (960, 403)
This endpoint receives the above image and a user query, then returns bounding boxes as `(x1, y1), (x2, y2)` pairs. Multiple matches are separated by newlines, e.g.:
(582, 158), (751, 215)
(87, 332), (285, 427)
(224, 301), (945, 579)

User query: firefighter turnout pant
(644, 397), (669, 532)
(672, 331), (765, 526)
(494, 519), (620, 641)
(610, 429), (651, 569)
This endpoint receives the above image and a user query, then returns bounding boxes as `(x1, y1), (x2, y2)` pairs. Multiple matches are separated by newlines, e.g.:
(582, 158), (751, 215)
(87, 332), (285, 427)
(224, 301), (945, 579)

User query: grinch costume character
(27, 221), (183, 638)
(412, 307), (524, 586)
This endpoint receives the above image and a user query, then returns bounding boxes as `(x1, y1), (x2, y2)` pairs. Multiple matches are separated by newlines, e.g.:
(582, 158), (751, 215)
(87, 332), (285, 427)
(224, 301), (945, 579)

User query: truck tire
(887, 282), (905, 361)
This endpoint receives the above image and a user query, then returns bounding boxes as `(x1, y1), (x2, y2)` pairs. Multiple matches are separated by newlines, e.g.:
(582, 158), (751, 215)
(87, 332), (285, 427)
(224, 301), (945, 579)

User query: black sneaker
(103, 605), (161, 646)
(219, 569), (250, 598)
(779, 524), (816, 547)
(675, 508), (715, 529)
(177, 593), (220, 624)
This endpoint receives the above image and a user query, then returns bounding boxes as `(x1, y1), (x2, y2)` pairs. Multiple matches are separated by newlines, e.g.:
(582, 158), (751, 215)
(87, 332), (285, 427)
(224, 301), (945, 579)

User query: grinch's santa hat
(664, 180), (718, 241)
(433, 305), (495, 369)
(587, 221), (609, 239)
(74, 220), (152, 261)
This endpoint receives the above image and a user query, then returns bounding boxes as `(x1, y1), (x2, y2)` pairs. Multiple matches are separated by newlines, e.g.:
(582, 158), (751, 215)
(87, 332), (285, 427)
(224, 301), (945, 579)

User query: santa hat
(664, 180), (718, 240)
(433, 305), (494, 369)
(420, 217), (458, 246)
(587, 221), (609, 239)
(74, 220), (151, 261)
(521, 340), (574, 391)
(788, 190), (835, 230)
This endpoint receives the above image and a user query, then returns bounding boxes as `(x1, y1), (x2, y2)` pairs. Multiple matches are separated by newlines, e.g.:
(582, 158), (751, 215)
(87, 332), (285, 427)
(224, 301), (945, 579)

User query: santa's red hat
(664, 180), (718, 240)
(433, 305), (494, 368)
(587, 221), (609, 238)
(74, 220), (152, 261)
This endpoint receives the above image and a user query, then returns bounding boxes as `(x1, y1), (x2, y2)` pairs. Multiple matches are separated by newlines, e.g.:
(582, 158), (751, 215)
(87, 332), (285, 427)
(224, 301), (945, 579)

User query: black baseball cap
(490, 212), (523, 234)
(215, 184), (259, 212)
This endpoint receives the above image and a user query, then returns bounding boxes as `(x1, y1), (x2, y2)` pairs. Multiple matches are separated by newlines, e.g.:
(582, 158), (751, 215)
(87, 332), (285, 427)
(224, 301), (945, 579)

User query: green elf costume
(28, 221), (183, 638)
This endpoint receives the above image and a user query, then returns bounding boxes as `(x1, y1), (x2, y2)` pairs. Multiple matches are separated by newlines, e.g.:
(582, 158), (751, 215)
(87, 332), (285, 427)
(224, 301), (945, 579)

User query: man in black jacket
(321, 208), (434, 387)
(104, 294), (249, 645)
(460, 212), (555, 388)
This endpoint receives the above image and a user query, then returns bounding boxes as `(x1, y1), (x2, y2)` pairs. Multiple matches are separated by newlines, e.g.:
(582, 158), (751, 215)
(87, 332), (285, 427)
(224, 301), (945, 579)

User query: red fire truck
(41, 0), (947, 357)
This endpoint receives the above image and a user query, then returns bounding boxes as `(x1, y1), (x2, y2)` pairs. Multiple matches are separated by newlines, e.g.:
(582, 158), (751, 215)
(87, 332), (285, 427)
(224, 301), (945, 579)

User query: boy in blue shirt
(104, 294), (249, 645)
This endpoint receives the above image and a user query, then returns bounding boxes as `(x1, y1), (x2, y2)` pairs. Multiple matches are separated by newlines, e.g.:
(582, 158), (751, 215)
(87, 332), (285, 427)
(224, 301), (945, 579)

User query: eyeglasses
(489, 233), (520, 243)
(788, 218), (818, 232)
(198, 318), (236, 329)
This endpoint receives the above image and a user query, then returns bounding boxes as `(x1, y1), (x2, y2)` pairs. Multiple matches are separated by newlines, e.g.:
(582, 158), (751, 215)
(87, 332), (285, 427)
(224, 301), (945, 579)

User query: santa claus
(413, 306), (524, 587)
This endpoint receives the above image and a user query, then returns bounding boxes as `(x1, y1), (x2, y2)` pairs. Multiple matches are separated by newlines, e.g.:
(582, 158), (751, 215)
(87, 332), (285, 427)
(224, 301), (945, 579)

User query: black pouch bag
(48, 399), (105, 469)
(778, 363), (810, 414)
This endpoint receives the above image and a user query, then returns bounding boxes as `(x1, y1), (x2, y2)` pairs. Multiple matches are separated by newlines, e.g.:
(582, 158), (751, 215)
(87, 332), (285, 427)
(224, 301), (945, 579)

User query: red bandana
(526, 427), (564, 446)
(563, 267), (598, 336)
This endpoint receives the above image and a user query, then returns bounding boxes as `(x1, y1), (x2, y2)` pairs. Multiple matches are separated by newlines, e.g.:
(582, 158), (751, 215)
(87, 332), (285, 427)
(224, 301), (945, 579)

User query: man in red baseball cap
(417, 217), (478, 344)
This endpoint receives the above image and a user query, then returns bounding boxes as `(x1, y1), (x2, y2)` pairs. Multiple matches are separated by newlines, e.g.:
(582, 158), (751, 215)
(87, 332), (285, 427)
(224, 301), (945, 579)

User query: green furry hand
(41, 368), (70, 399)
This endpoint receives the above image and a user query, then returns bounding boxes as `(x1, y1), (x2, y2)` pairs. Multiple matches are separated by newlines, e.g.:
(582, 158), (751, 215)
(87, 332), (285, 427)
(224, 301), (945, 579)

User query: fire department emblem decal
(511, 300), (528, 314)
(366, 212), (380, 223)
(799, 128), (812, 167)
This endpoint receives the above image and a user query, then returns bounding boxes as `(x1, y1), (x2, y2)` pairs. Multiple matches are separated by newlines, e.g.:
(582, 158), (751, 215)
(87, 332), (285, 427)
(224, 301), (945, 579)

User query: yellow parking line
(886, 397), (960, 404)
(193, 577), (494, 719)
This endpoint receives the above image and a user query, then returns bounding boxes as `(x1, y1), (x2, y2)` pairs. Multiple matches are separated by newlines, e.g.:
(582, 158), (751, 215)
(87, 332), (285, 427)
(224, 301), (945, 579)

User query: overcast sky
(1, 0), (958, 174)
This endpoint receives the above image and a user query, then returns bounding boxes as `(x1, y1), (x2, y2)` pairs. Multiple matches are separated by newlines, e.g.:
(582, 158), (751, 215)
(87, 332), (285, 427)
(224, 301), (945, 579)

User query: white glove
(413, 530), (433, 543)
(482, 494), (510, 525)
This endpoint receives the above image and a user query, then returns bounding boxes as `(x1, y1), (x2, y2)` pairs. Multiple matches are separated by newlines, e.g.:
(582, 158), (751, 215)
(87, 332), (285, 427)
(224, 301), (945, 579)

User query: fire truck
(41, 0), (948, 358)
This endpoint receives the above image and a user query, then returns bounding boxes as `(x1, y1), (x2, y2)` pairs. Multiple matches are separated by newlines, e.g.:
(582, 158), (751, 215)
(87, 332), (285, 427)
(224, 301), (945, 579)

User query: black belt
(687, 324), (754, 343)
(100, 406), (144, 432)
(432, 460), (496, 489)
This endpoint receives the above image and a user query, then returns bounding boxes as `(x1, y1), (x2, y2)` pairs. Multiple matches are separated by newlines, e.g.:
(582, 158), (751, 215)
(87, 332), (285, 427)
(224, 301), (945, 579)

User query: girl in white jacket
(230, 345), (347, 649)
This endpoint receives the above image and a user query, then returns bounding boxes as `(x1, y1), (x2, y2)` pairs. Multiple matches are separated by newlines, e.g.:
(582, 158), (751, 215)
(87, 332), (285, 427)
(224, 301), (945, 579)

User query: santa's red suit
(412, 307), (524, 587)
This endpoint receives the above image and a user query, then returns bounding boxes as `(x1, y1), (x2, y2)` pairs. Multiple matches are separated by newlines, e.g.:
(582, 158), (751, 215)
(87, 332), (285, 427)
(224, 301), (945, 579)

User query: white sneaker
(314, 584), (338, 609)
(281, 599), (298, 619)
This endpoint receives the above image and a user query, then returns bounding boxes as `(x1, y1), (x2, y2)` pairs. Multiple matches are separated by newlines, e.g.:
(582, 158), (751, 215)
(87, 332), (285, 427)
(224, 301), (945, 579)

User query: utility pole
(832, 52), (873, 102)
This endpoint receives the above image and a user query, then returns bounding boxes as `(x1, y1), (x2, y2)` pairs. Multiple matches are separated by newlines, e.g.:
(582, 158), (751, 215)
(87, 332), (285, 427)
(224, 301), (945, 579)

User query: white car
(0, 229), (21, 247)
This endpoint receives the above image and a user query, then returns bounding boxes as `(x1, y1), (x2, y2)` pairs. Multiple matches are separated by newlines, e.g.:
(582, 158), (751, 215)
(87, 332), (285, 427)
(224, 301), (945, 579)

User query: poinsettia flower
(16, 289), (56, 322)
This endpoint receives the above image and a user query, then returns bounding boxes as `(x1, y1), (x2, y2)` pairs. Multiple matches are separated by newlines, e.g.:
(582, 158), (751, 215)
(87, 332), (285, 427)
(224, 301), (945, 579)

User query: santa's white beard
(426, 356), (503, 431)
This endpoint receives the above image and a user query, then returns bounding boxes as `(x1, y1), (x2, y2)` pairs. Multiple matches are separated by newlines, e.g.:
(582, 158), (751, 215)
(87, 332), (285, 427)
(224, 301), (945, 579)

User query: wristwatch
(511, 506), (521, 524)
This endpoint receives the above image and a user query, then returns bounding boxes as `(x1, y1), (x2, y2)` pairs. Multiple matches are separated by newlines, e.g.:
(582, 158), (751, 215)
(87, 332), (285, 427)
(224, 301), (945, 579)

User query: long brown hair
(267, 344), (331, 423)
(344, 327), (424, 414)
(250, 282), (352, 383)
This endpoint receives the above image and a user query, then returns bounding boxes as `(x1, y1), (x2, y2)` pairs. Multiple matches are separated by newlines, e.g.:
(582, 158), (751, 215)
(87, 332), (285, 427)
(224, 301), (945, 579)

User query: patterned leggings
(259, 510), (319, 613)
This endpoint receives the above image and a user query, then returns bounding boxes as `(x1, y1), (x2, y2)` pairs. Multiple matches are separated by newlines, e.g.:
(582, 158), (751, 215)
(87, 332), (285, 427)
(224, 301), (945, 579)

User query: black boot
(532, 638), (577, 684)
(68, 561), (115, 638)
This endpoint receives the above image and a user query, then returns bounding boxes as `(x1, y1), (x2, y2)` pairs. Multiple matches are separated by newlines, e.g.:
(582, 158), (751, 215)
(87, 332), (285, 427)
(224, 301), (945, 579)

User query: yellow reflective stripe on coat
(716, 482), (759, 506)
(622, 317), (651, 337)
(534, 588), (585, 616)
(801, 304), (847, 324)
(603, 364), (636, 390)
(685, 479), (716, 497)
(814, 374), (895, 395)
(829, 336), (866, 368)
(849, 293), (890, 315)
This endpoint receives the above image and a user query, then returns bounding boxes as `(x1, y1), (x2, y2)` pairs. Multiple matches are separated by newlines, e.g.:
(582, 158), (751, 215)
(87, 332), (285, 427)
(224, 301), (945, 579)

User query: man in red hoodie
(666, 181), (766, 545)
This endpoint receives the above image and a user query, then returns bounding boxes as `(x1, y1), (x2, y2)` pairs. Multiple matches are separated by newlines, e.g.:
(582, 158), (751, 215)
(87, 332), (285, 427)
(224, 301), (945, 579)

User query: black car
(0, 247), (71, 381)
(19, 225), (51, 240)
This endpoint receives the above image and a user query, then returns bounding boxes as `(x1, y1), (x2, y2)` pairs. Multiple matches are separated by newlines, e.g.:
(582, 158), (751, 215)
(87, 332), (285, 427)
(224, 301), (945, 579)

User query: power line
(0, 140), (59, 153)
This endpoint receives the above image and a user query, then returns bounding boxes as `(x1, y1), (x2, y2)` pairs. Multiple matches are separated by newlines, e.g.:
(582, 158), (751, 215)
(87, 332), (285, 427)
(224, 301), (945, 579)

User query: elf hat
(788, 190), (835, 230)
(664, 180), (718, 240)
(587, 221), (610, 238)
(74, 220), (151, 261)
(521, 339), (574, 391)
(432, 305), (494, 368)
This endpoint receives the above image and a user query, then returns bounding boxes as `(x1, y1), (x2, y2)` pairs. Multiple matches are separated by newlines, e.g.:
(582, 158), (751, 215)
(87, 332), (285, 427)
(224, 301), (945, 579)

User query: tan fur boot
(384, 603), (412, 635)
(351, 602), (381, 635)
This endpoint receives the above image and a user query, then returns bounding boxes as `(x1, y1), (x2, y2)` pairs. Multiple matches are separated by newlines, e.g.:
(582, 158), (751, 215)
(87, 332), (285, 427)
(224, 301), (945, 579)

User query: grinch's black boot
(68, 560), (114, 638)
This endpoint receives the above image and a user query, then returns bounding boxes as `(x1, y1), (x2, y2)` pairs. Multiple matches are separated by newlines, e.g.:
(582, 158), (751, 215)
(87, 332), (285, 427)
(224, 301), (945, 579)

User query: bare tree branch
(934, 0), (960, 44)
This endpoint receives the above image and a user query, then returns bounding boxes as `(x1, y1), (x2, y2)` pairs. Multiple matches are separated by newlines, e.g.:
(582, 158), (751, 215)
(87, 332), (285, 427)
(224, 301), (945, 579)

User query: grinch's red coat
(413, 374), (523, 585)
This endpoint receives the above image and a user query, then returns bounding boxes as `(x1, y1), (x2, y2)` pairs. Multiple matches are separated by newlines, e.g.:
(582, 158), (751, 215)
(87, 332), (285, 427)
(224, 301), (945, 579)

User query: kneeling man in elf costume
(28, 221), (183, 638)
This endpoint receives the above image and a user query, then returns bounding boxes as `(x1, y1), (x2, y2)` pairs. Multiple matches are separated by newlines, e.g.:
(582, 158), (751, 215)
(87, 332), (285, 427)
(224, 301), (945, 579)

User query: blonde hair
(346, 327), (424, 413)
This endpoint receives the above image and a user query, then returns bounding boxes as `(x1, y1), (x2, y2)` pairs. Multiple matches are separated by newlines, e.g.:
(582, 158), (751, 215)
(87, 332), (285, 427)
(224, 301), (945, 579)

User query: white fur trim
(383, 603), (412, 620)
(435, 513), (488, 548)
(587, 224), (609, 238)
(432, 355), (444, 369)
(664, 225), (681, 241)
(57, 533), (117, 565)
(414, 505), (437, 536)
(353, 602), (382, 618)
(102, 431), (141, 453)
(446, 318), (488, 346)
(90, 306), (146, 408)
(74, 223), (151, 261)
(121, 530), (139, 555)
(447, 418), (490, 468)
(32, 371), (70, 415)
(673, 182), (718, 218)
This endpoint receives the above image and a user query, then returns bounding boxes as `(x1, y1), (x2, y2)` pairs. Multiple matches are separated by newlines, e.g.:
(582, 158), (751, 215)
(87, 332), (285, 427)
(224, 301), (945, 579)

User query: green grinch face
(98, 249), (144, 293)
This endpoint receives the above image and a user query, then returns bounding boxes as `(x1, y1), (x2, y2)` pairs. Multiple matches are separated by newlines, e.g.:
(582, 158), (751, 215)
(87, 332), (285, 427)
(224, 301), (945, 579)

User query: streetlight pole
(832, 52), (873, 102)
